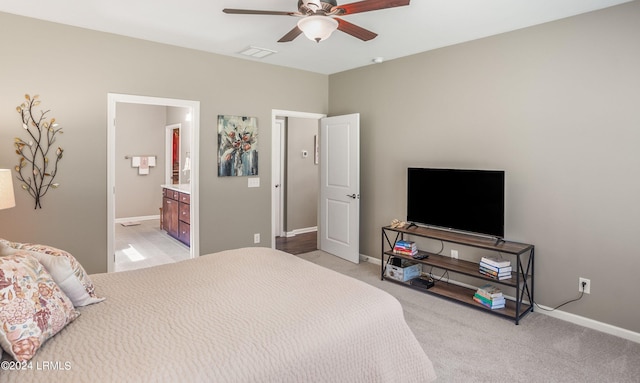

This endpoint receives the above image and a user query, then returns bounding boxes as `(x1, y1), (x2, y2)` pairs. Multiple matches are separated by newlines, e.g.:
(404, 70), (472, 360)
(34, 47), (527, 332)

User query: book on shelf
(474, 284), (505, 309)
(479, 261), (512, 273)
(476, 283), (503, 299)
(475, 289), (504, 302)
(479, 270), (512, 280)
(473, 292), (506, 306)
(394, 241), (416, 249)
(479, 265), (511, 276)
(473, 296), (505, 309)
(393, 240), (418, 256)
(480, 256), (511, 268)
(393, 249), (418, 256)
(479, 266), (512, 280)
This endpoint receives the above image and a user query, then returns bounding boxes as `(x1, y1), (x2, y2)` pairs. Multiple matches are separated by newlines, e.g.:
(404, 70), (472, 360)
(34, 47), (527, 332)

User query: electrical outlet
(254, 233), (260, 244)
(451, 250), (458, 259)
(579, 277), (591, 294)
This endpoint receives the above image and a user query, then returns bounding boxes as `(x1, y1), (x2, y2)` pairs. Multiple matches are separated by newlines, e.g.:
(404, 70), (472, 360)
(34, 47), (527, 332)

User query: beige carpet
(297, 250), (640, 383)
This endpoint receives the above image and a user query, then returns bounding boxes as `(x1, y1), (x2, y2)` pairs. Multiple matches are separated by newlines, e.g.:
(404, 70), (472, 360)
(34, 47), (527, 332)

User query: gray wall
(1, 3), (638, 335)
(286, 117), (319, 232)
(115, 103), (166, 218)
(0, 12), (328, 274)
(328, 2), (640, 333)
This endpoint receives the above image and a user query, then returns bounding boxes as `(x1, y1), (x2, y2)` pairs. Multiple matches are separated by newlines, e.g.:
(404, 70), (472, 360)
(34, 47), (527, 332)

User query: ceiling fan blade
(336, 18), (378, 41)
(278, 26), (303, 42)
(333, 0), (410, 15)
(223, 8), (299, 16)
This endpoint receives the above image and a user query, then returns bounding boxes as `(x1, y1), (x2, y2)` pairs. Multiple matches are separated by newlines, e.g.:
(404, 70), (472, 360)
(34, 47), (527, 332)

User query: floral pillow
(0, 242), (104, 307)
(0, 237), (16, 248)
(0, 252), (80, 362)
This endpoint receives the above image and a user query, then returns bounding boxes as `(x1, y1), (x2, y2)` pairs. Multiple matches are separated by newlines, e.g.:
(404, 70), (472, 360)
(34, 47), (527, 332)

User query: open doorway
(271, 110), (325, 254)
(107, 94), (200, 273)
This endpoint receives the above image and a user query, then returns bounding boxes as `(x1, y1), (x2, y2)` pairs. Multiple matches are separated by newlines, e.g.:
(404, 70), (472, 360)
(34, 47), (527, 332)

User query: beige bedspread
(2, 247), (435, 382)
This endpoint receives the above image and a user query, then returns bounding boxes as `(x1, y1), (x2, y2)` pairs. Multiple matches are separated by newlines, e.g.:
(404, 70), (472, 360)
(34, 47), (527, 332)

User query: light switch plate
(248, 178), (260, 188)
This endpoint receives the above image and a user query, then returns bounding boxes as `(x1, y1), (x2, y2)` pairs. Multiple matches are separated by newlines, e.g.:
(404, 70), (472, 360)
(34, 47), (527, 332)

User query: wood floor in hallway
(276, 231), (317, 255)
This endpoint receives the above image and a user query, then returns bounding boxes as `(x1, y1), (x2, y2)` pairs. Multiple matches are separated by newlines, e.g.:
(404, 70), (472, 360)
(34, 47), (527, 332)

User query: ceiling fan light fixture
(297, 15), (339, 43)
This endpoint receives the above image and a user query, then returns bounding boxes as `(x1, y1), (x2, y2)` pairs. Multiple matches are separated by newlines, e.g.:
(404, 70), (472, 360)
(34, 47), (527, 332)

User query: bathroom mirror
(165, 107), (192, 185)
(171, 128), (180, 184)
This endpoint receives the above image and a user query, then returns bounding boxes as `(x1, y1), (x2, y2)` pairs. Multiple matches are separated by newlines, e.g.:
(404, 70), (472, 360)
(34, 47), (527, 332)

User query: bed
(1, 246), (436, 382)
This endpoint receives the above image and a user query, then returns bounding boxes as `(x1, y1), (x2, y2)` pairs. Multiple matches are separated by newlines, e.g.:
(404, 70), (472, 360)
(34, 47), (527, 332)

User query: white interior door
(319, 113), (360, 263)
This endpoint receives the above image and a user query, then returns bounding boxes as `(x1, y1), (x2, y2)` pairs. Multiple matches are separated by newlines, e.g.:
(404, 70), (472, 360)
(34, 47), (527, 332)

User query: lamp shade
(297, 16), (339, 43)
(0, 169), (16, 210)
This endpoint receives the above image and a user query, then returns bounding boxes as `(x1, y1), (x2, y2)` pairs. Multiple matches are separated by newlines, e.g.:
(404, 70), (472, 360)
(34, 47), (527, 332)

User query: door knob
(346, 193), (358, 199)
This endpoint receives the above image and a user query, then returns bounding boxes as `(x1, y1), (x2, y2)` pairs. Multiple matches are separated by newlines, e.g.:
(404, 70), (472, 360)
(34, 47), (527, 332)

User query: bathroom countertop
(161, 184), (191, 194)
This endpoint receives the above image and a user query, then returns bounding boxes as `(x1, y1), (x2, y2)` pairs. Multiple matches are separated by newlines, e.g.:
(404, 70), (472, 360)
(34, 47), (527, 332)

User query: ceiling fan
(223, 0), (410, 43)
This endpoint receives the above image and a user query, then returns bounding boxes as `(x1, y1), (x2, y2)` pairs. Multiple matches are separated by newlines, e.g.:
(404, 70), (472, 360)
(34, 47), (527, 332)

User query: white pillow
(0, 242), (105, 307)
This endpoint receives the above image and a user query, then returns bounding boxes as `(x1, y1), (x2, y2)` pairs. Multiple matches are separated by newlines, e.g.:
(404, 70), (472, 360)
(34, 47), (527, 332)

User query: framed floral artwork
(217, 115), (258, 177)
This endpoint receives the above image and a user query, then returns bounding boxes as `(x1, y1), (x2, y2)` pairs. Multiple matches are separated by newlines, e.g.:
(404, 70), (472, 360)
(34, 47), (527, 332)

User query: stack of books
(473, 284), (506, 309)
(393, 240), (418, 257)
(479, 256), (512, 280)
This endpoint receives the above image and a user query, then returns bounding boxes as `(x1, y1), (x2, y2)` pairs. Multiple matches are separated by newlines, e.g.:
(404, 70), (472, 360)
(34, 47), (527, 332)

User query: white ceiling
(0, 0), (631, 74)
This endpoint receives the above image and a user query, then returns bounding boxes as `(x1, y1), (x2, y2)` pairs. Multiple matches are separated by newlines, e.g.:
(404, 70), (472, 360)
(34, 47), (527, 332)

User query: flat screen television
(407, 168), (505, 238)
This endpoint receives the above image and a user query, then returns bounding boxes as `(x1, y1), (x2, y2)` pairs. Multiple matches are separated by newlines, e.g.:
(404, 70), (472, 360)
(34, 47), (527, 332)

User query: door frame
(271, 109), (326, 249)
(272, 117), (285, 238)
(107, 93), (200, 273)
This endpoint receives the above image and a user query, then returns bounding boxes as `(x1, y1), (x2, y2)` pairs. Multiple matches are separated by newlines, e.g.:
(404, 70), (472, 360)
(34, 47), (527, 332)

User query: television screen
(407, 168), (505, 237)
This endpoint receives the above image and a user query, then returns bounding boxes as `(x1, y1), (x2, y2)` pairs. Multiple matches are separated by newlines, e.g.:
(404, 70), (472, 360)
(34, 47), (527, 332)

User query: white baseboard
(534, 303), (640, 343)
(115, 215), (160, 224)
(362, 254), (639, 344)
(361, 254), (381, 265)
(284, 227), (317, 238)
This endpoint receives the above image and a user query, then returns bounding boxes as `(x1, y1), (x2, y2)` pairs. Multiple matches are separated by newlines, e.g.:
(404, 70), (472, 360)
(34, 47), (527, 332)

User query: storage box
(385, 259), (421, 282)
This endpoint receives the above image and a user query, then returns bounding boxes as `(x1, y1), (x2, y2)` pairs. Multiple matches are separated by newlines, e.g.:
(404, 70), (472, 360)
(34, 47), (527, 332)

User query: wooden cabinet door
(163, 197), (178, 238)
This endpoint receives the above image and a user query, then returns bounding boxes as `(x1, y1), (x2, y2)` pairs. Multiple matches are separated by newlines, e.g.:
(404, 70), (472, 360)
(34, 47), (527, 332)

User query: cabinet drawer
(179, 192), (190, 204)
(163, 188), (179, 200)
(179, 202), (190, 224)
(179, 221), (190, 246)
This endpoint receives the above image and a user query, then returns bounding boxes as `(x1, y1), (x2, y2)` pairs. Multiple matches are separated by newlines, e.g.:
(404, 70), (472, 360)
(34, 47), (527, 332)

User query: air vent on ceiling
(239, 46), (277, 59)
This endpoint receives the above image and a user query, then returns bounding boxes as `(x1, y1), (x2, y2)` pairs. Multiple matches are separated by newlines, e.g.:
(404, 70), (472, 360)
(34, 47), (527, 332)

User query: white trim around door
(271, 109), (326, 250)
(107, 93), (200, 273)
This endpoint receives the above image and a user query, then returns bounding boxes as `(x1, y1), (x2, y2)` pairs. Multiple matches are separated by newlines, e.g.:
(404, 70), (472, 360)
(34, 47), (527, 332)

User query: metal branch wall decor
(14, 94), (64, 209)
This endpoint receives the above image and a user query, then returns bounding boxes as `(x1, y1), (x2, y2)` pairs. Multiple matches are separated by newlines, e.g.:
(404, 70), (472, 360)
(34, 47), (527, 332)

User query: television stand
(381, 225), (534, 324)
